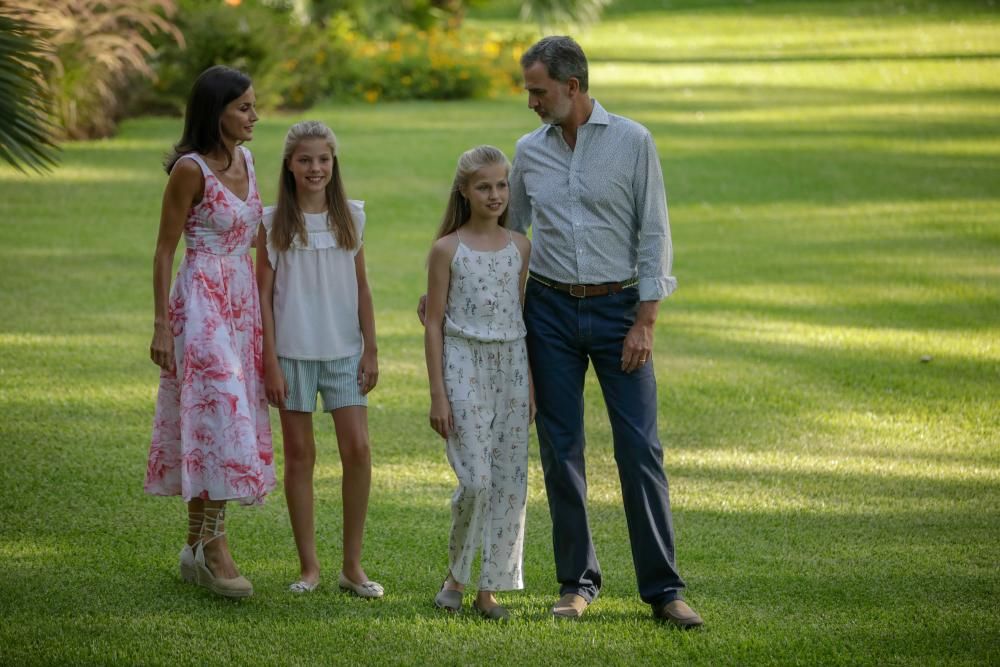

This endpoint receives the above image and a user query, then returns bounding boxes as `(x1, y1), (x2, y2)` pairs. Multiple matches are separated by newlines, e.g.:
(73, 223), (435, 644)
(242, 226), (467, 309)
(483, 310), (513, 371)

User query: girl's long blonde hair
(435, 145), (511, 240)
(271, 120), (358, 252)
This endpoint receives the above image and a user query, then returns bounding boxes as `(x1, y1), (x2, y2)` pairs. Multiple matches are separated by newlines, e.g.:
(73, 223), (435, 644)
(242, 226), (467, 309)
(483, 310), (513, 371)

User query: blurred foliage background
(0, 0), (611, 167)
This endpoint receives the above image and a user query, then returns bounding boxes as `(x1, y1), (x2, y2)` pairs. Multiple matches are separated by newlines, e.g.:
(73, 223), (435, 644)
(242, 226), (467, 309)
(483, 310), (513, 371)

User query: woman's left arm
(355, 247), (378, 394)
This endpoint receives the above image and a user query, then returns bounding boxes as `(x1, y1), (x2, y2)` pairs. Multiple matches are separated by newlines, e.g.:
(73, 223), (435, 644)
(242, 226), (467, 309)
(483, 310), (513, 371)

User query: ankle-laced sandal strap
(201, 506), (227, 545)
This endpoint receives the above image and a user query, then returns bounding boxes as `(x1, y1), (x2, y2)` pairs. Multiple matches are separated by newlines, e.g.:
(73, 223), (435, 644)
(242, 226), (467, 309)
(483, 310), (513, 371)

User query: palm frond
(2, 0), (181, 140)
(0, 12), (59, 173)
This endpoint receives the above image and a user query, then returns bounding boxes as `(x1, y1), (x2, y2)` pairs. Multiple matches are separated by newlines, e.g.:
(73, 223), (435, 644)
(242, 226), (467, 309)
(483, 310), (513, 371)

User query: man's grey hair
(520, 36), (589, 92)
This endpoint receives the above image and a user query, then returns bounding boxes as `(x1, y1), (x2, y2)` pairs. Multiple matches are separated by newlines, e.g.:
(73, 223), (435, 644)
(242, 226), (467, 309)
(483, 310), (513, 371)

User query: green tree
(521, 0), (612, 30)
(296, 0), (476, 31)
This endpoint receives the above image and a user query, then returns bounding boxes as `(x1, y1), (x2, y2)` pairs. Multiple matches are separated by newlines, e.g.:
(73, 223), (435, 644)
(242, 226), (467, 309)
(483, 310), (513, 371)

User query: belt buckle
(569, 284), (587, 298)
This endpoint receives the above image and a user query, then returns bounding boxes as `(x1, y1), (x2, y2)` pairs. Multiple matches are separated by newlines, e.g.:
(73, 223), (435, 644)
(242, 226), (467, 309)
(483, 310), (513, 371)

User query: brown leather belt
(529, 272), (638, 298)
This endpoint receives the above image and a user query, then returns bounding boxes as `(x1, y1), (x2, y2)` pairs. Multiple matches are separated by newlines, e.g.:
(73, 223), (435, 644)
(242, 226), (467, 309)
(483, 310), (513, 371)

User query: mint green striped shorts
(278, 354), (367, 413)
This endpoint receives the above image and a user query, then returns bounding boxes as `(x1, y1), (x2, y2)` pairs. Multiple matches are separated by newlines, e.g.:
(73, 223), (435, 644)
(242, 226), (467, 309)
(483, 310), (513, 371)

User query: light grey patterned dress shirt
(508, 100), (677, 302)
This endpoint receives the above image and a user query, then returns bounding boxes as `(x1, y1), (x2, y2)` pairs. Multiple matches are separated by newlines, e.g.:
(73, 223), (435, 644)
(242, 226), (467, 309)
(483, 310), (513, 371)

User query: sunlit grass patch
(0, 1), (997, 664)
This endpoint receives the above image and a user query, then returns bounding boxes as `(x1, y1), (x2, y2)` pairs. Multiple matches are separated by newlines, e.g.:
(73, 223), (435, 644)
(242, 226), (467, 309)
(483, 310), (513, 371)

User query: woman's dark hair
(164, 65), (252, 174)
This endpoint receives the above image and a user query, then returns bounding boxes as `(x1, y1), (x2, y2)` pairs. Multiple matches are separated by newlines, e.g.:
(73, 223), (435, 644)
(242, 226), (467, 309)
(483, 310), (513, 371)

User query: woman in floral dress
(146, 66), (275, 599)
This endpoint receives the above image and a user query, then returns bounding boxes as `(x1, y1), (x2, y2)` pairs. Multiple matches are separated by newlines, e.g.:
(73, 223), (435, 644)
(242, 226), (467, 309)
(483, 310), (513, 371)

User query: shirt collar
(587, 99), (609, 125)
(544, 98), (609, 135)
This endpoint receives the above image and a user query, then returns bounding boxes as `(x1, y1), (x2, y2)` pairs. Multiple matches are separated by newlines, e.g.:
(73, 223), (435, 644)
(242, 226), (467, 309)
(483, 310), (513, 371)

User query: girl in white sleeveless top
(424, 146), (534, 620)
(256, 121), (383, 598)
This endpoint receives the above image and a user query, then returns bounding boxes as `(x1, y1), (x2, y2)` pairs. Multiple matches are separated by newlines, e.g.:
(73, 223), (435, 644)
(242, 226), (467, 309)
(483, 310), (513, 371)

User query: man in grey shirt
(508, 35), (702, 628)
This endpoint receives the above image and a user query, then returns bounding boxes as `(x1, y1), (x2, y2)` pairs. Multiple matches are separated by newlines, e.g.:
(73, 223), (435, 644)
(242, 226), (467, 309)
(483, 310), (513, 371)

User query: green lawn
(1, 1), (998, 664)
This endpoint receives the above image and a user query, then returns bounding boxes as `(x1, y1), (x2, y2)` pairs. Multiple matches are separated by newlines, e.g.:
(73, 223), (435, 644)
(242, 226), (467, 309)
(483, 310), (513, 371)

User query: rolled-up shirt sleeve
(634, 129), (677, 301)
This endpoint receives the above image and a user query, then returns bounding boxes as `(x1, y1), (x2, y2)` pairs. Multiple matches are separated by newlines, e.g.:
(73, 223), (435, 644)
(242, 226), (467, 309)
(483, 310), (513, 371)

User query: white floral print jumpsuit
(442, 231), (529, 591)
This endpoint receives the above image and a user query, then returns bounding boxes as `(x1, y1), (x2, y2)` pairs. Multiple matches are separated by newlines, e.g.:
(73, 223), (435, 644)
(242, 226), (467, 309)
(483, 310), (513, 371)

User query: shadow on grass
(1, 469), (995, 661)
(666, 365), (993, 444)
(674, 292), (1000, 332)
(595, 52), (1000, 66)
(603, 82), (1000, 111)
(1, 349), (996, 659)
(602, 0), (1000, 19)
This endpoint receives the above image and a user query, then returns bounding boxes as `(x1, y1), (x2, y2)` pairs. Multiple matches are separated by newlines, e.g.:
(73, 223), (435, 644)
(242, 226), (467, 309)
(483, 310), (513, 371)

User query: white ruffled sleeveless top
(261, 201), (365, 360)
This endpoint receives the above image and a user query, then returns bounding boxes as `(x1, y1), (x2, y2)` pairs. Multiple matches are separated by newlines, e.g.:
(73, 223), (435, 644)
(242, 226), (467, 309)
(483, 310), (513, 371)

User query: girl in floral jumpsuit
(424, 146), (534, 620)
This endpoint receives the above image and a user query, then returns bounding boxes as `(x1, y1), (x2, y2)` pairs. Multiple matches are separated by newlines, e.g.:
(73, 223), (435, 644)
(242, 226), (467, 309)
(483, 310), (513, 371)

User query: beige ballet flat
(338, 571), (384, 599)
(289, 579), (319, 593)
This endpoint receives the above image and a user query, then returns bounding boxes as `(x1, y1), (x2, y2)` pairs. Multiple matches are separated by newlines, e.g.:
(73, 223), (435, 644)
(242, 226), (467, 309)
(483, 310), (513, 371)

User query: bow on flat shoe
(338, 571), (384, 598)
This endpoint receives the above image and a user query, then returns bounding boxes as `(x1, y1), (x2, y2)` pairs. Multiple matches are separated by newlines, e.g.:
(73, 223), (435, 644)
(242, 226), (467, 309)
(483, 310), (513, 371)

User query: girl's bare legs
(280, 410), (321, 585)
(200, 500), (240, 578)
(331, 405), (372, 584)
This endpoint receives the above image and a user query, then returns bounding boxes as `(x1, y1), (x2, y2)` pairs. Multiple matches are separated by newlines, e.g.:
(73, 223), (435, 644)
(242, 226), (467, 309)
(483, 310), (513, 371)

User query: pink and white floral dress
(145, 147), (275, 505)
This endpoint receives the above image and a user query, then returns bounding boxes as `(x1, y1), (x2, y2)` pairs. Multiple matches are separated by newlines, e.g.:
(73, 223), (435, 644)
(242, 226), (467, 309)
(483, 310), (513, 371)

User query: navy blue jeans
(524, 277), (685, 606)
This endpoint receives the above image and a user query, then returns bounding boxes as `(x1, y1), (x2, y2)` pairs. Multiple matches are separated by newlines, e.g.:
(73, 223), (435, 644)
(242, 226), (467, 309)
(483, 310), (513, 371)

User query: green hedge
(139, 6), (531, 114)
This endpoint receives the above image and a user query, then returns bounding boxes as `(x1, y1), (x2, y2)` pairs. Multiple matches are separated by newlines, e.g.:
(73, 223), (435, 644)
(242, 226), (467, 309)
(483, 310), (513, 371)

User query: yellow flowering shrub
(147, 5), (531, 111)
(347, 26), (530, 102)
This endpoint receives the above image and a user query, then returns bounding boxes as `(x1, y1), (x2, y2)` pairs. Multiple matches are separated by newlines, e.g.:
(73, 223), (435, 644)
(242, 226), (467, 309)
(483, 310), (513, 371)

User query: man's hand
(621, 321), (654, 373)
(417, 294), (427, 326)
(621, 300), (659, 373)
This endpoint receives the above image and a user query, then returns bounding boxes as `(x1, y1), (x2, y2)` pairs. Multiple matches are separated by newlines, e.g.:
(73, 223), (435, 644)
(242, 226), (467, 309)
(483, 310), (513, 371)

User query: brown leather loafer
(552, 593), (589, 619)
(653, 599), (704, 629)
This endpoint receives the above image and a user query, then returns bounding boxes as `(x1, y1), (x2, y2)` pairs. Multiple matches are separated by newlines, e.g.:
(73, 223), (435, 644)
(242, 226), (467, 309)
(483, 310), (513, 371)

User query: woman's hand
(358, 348), (379, 395)
(528, 380), (537, 425)
(264, 359), (288, 409)
(151, 159), (199, 375)
(429, 396), (453, 439)
(150, 324), (175, 372)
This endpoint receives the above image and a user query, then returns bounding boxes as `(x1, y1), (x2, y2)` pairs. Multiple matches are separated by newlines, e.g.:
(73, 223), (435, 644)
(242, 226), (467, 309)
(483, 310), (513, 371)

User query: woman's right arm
(256, 226), (287, 408)
(150, 160), (201, 372)
(424, 238), (455, 439)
